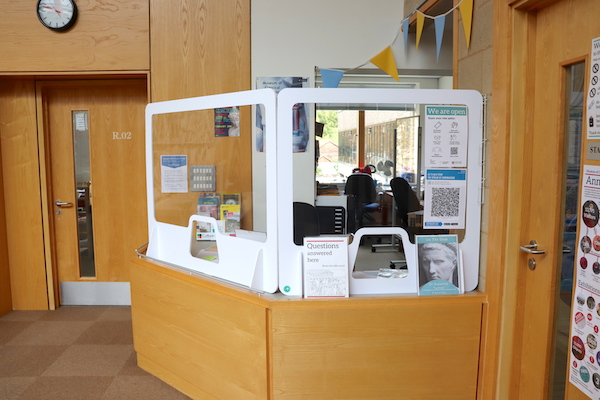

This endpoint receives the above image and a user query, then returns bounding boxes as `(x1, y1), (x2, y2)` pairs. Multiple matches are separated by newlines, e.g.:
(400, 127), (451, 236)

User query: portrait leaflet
(303, 236), (349, 298)
(416, 234), (462, 295)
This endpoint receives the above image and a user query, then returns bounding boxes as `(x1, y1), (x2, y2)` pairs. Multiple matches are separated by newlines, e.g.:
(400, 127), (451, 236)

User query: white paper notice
(161, 155), (188, 193)
(588, 37), (600, 139)
(74, 112), (88, 132)
(569, 165), (600, 397)
(423, 169), (467, 229)
(303, 236), (349, 298)
(424, 105), (468, 168)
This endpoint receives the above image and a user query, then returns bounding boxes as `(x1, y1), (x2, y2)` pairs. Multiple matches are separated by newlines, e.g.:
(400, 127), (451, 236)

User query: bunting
(434, 15), (446, 62)
(459, 0), (474, 49)
(320, 69), (345, 88)
(369, 47), (400, 82)
(319, 0), (473, 88)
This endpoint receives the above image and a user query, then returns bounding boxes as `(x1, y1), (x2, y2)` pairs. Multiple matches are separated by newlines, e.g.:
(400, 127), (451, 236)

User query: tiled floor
(0, 306), (191, 400)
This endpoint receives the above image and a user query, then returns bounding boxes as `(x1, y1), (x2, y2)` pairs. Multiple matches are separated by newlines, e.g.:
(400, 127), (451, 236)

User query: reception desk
(130, 256), (486, 399)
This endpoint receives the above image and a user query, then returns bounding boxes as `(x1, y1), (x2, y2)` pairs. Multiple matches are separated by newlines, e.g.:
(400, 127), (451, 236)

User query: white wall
(251, 0), (453, 231)
(252, 0), (452, 80)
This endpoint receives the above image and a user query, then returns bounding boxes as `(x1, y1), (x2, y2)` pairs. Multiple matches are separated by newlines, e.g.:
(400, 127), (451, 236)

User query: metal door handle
(563, 245), (571, 254)
(55, 200), (73, 207)
(520, 240), (546, 254)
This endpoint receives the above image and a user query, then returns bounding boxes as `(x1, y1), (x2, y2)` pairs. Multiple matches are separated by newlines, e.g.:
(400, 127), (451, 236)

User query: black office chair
(390, 176), (422, 227)
(344, 173), (379, 230)
(371, 177), (423, 253)
(293, 202), (320, 245)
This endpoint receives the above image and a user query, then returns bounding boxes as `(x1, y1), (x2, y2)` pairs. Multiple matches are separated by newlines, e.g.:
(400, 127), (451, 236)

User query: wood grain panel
(0, 143), (11, 316)
(0, 0), (149, 73)
(151, 108), (253, 228)
(148, 0), (252, 228)
(87, 81), (148, 281)
(150, 0), (250, 101)
(43, 80), (148, 282)
(131, 257), (485, 399)
(0, 79), (48, 310)
(270, 301), (482, 399)
(489, 0), (600, 398)
(130, 257), (269, 399)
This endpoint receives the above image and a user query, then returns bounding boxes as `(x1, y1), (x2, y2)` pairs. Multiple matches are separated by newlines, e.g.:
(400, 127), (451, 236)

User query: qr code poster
(424, 105), (468, 168)
(423, 169), (467, 229)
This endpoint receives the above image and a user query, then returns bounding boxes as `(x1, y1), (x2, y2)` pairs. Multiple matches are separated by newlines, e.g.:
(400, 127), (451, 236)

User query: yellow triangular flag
(370, 46), (399, 82)
(416, 12), (425, 51)
(459, 0), (474, 48)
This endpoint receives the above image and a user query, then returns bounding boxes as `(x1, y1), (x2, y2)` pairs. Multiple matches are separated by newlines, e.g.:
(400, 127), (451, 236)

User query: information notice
(570, 164), (600, 397)
(161, 155), (188, 193)
(302, 236), (349, 298)
(587, 37), (600, 140)
(424, 105), (468, 168)
(423, 169), (467, 229)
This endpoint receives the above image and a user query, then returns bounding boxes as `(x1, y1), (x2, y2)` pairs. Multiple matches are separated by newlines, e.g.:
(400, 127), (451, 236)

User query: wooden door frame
(483, 0), (569, 398)
(35, 76), (149, 309)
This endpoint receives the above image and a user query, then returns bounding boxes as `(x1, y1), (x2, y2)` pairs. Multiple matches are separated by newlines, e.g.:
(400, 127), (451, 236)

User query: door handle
(520, 240), (546, 254)
(55, 200), (73, 207)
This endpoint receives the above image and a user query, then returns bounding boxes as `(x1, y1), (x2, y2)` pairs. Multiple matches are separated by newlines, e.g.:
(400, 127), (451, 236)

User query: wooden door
(501, 0), (599, 398)
(39, 80), (148, 305)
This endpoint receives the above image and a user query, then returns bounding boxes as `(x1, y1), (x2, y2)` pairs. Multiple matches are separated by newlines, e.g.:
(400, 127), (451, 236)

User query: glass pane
(552, 61), (584, 399)
(395, 116), (421, 195)
(150, 104), (265, 263)
(72, 111), (95, 278)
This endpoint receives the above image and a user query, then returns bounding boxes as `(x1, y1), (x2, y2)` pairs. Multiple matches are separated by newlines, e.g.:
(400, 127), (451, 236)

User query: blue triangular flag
(320, 69), (345, 88)
(402, 19), (409, 55)
(434, 15), (446, 62)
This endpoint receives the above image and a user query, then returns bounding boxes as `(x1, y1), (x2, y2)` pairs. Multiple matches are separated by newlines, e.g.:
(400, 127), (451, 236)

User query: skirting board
(60, 282), (131, 306)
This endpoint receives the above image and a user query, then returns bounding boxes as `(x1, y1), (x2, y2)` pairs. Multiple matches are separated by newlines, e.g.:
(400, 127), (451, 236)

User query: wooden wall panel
(152, 108), (253, 228)
(0, 79), (48, 310)
(0, 141), (11, 316)
(0, 0), (149, 73)
(150, 0), (251, 101)
(149, 0), (253, 228)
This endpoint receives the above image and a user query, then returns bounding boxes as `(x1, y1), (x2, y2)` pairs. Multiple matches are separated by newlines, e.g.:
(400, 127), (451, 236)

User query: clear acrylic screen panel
(277, 88), (481, 296)
(150, 104), (265, 262)
(151, 106), (254, 225)
(311, 102), (465, 242)
(311, 102), (464, 281)
(144, 90), (274, 293)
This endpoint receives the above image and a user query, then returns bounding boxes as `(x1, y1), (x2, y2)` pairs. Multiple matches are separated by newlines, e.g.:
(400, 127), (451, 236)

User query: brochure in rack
(416, 234), (462, 295)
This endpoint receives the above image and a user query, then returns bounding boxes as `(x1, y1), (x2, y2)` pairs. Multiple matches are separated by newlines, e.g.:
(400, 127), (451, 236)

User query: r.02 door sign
(112, 132), (132, 139)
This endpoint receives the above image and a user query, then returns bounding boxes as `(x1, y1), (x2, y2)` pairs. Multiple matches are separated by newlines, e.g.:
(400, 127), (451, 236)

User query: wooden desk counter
(130, 256), (486, 399)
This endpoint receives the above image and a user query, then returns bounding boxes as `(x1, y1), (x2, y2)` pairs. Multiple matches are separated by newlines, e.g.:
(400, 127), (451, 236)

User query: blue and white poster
(423, 169), (467, 229)
(161, 155), (188, 193)
(424, 105), (468, 168)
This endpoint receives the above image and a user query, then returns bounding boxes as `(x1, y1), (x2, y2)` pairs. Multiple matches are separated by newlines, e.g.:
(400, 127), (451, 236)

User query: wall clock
(36, 0), (78, 32)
